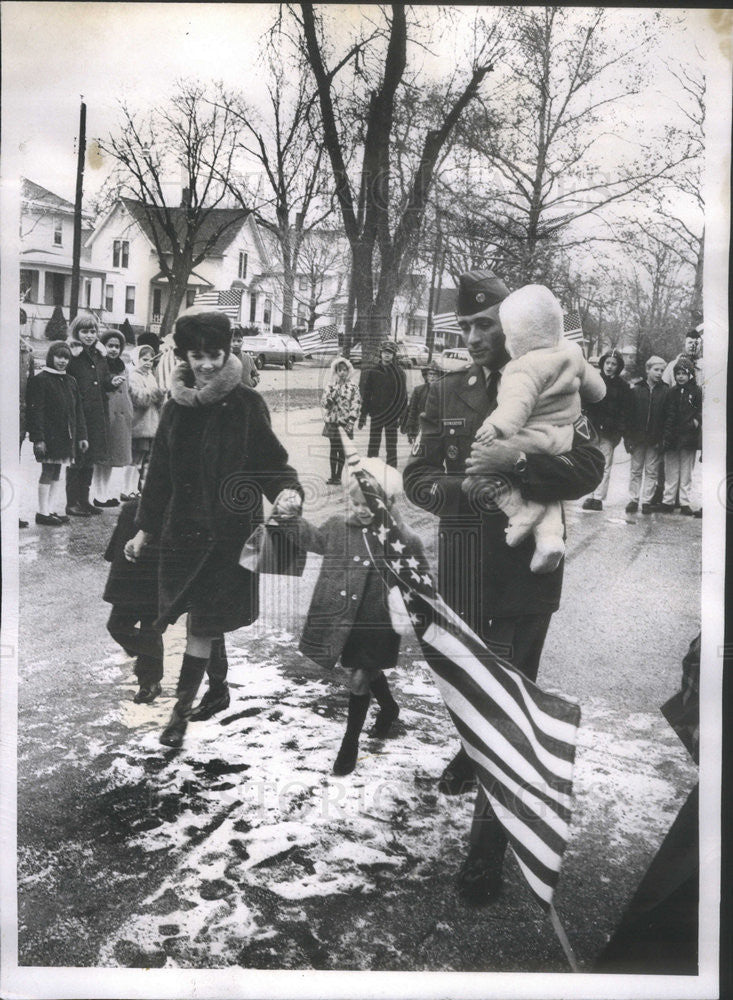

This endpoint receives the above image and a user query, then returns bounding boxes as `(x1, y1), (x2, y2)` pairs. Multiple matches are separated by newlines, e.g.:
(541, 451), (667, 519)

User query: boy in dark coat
(401, 364), (440, 443)
(623, 355), (669, 514)
(581, 349), (632, 510)
(292, 457), (425, 776)
(659, 358), (702, 515)
(358, 341), (408, 468)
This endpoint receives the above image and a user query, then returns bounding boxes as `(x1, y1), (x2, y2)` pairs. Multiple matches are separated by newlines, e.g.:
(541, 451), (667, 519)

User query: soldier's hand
(466, 439), (521, 476)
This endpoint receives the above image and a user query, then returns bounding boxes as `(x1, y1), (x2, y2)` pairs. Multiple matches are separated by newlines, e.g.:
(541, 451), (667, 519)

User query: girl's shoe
(190, 685), (230, 721)
(35, 512), (63, 526)
(333, 736), (359, 775)
(50, 511), (70, 523)
(369, 704), (400, 738)
(93, 498), (120, 508)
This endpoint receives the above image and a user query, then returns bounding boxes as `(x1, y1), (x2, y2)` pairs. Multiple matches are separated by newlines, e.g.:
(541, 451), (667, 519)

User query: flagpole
(549, 904), (579, 972)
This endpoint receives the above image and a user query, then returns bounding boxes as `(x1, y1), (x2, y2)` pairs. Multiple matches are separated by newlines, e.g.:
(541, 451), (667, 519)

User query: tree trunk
(160, 273), (190, 338)
(280, 269), (295, 337)
(689, 229), (703, 327)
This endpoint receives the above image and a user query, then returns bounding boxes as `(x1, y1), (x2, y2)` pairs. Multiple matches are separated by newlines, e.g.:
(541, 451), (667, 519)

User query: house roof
(22, 178), (94, 221)
(117, 198), (249, 256)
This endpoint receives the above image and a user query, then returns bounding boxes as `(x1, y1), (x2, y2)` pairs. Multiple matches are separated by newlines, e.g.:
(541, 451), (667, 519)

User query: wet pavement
(14, 371), (702, 972)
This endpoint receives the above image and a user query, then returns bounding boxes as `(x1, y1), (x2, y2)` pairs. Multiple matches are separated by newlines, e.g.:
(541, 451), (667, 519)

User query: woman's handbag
(239, 521), (306, 576)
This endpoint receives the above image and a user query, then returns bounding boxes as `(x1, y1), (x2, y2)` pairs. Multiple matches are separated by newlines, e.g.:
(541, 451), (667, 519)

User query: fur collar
(170, 353), (242, 407)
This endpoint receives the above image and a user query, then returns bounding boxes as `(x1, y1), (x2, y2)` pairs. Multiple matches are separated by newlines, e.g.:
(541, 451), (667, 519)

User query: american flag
(297, 324), (340, 355)
(562, 309), (585, 344)
(342, 436), (581, 913)
(193, 288), (243, 322)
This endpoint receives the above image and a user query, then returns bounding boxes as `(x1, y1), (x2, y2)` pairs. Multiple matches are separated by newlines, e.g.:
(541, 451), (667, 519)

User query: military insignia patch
(574, 415), (591, 440)
(447, 445), (459, 459)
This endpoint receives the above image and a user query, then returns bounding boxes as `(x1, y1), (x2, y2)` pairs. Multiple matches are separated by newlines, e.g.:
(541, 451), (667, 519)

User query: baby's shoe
(530, 534), (565, 574)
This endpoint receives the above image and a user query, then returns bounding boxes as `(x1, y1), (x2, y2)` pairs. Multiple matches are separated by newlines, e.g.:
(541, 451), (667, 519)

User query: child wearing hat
(92, 329), (133, 508)
(402, 364), (441, 444)
(123, 345), (165, 499)
(26, 341), (88, 526)
(469, 284), (606, 573)
(659, 358), (702, 515)
(283, 456), (424, 775)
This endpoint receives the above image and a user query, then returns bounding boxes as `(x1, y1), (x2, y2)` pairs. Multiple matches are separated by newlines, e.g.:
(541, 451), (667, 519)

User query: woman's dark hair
(173, 309), (232, 360)
(100, 329), (126, 351)
(46, 341), (72, 366)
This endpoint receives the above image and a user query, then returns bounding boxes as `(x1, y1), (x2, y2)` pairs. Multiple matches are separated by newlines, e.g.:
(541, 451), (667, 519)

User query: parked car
(240, 333), (304, 370)
(440, 347), (472, 371)
(401, 340), (430, 367)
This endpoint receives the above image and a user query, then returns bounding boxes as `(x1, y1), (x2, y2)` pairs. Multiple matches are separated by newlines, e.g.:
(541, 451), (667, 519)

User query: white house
(85, 198), (277, 334)
(20, 179), (107, 339)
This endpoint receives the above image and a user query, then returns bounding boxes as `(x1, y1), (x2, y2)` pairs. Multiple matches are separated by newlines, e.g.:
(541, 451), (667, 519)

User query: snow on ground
(89, 617), (696, 969)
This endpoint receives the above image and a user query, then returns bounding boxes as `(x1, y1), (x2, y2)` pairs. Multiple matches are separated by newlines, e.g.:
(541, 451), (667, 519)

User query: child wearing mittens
(469, 284), (606, 573)
(284, 457), (425, 776)
(26, 341), (88, 526)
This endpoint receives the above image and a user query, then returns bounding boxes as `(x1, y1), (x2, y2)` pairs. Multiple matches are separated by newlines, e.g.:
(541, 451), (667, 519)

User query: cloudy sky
(1, 3), (717, 208)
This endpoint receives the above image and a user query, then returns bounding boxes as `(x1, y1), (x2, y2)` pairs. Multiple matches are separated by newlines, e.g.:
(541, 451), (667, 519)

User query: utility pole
(69, 98), (86, 322)
(425, 211), (444, 363)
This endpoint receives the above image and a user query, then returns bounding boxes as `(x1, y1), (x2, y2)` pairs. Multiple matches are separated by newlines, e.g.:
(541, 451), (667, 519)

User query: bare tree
(100, 81), (246, 336)
(291, 230), (346, 331)
(214, 29), (336, 337)
(446, 7), (697, 287)
(296, 3), (501, 360)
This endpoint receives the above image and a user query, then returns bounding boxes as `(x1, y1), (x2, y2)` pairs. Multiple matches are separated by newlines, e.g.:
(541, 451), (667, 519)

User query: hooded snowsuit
(322, 356), (361, 482)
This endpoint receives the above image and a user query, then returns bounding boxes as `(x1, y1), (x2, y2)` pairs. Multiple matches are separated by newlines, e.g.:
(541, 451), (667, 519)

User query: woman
(65, 312), (119, 517)
(321, 355), (360, 484)
(125, 309), (302, 749)
(93, 329), (133, 507)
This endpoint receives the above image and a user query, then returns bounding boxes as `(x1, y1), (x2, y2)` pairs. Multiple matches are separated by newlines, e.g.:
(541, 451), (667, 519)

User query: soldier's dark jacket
(403, 363), (604, 632)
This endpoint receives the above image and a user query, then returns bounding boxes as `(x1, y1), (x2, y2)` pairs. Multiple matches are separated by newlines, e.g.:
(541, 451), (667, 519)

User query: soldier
(404, 269), (604, 905)
(358, 341), (408, 467)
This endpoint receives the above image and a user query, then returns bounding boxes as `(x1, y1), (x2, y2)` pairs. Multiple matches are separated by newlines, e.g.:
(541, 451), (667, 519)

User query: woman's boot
(160, 653), (208, 747)
(190, 637), (230, 721)
(333, 693), (370, 775)
(368, 672), (400, 737)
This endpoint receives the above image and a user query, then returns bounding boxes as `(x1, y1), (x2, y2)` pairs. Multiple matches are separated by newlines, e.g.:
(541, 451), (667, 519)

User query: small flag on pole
(339, 431), (581, 917)
(562, 310), (585, 344)
(297, 324), (340, 355)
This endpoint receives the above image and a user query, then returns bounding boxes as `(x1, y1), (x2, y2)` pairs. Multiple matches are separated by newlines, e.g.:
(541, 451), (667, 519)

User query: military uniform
(404, 360), (604, 860)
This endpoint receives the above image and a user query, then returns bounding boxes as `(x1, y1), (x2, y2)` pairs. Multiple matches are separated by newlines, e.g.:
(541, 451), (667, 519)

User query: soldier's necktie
(485, 369), (500, 413)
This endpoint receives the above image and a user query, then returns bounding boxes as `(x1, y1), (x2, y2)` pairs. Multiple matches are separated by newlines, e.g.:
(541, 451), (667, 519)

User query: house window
(298, 275), (308, 291)
(296, 302), (306, 325)
(84, 280), (92, 307)
(263, 298), (272, 326)
(113, 239), (130, 268)
(249, 292), (257, 323)
(53, 220), (63, 246)
(20, 269), (35, 303)
(105, 284), (114, 312)
(238, 252), (248, 279)
(152, 288), (162, 317)
(125, 285), (135, 315)
(186, 289), (196, 308)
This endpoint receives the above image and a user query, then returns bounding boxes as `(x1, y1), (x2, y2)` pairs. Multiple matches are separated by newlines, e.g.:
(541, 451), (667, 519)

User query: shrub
(45, 306), (67, 341)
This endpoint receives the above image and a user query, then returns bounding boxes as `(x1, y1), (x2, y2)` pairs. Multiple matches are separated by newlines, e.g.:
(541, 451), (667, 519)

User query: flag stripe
(426, 600), (580, 747)
(425, 622), (576, 781)
(350, 462), (580, 910)
(430, 655), (574, 805)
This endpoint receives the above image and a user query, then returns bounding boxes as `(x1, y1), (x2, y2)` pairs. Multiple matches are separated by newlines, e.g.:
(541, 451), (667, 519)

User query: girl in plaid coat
(322, 356), (361, 484)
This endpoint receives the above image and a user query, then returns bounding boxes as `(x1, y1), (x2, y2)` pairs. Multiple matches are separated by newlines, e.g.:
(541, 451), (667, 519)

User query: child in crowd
(470, 283), (606, 572)
(322, 356), (361, 484)
(26, 341), (88, 526)
(581, 350), (632, 511)
(230, 326), (260, 388)
(92, 330), (133, 508)
(660, 357), (702, 516)
(123, 345), (165, 499)
(402, 363), (440, 444)
(287, 457), (423, 775)
(623, 355), (669, 514)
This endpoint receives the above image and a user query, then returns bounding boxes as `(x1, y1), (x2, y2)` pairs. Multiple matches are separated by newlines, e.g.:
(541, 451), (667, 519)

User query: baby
(472, 284), (605, 573)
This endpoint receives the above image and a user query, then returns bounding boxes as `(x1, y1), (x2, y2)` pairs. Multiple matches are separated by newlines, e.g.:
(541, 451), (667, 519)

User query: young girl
(322, 356), (361, 484)
(289, 457), (424, 776)
(660, 358), (702, 515)
(26, 341), (88, 526)
(123, 345), (165, 499)
(93, 330), (133, 507)
(66, 312), (118, 517)
(124, 308), (302, 749)
(469, 284), (606, 573)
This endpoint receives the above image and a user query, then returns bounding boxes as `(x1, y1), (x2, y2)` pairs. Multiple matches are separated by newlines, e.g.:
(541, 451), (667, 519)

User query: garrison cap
(456, 269), (510, 316)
